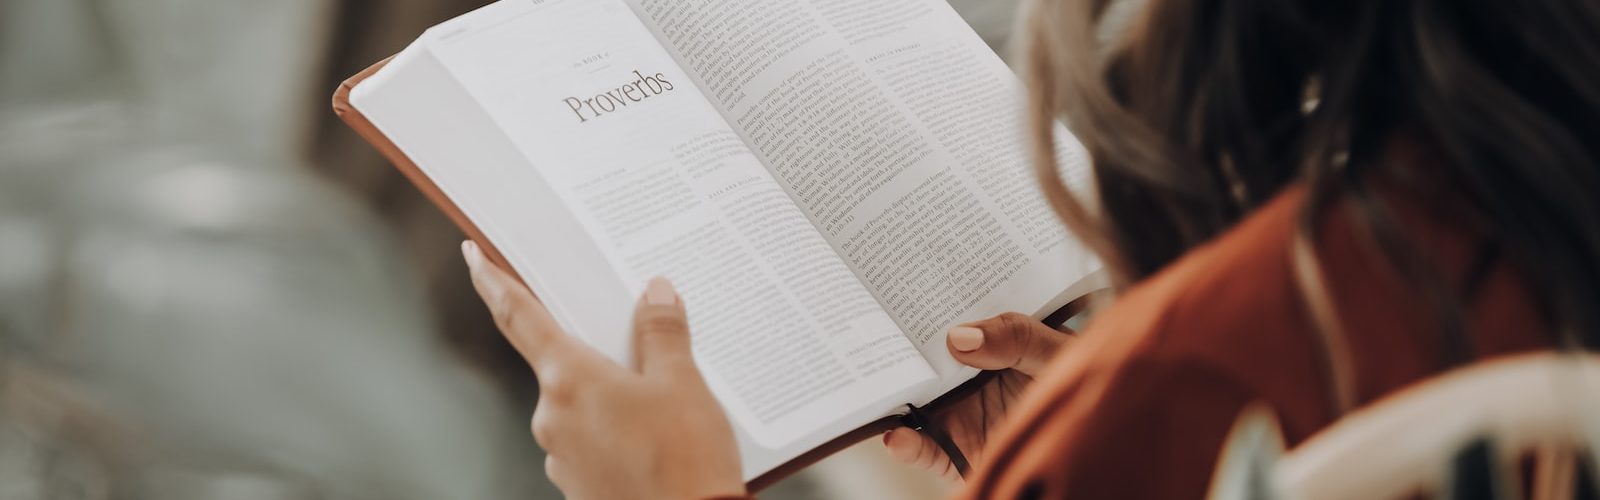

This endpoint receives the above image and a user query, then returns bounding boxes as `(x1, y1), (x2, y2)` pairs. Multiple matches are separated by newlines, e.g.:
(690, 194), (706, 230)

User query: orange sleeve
(959, 353), (1258, 500)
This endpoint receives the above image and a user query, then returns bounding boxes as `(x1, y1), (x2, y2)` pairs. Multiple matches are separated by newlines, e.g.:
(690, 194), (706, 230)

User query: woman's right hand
(882, 313), (1074, 481)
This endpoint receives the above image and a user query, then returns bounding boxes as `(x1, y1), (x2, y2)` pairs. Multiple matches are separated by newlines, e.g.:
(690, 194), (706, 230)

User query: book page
(629, 0), (1103, 390)
(358, 0), (938, 477)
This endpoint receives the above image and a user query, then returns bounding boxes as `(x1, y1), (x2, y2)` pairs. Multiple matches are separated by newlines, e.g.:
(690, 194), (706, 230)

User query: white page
(356, 0), (940, 478)
(628, 0), (1104, 392)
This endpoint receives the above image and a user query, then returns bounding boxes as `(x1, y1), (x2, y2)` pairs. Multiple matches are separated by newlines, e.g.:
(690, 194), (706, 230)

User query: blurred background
(0, 1), (1022, 498)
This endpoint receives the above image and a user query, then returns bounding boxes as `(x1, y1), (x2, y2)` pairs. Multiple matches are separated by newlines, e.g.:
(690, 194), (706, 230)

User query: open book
(333, 0), (1103, 489)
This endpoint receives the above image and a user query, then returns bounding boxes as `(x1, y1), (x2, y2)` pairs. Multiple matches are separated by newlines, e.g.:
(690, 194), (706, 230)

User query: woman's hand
(462, 241), (745, 500)
(882, 313), (1074, 481)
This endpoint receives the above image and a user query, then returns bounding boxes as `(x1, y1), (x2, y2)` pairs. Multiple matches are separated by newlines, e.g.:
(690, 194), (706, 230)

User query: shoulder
(1094, 184), (1320, 378)
(1044, 183), (1325, 419)
(1081, 185), (1342, 430)
(959, 187), (1327, 499)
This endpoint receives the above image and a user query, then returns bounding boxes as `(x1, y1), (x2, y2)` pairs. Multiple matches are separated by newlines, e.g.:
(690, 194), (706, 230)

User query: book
(332, 0), (1105, 489)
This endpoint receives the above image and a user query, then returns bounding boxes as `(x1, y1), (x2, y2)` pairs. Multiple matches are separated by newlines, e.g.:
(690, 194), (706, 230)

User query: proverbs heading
(563, 70), (676, 123)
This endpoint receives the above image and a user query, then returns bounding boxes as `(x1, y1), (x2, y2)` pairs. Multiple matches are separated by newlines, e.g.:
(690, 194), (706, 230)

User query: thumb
(632, 277), (697, 377)
(946, 313), (1072, 377)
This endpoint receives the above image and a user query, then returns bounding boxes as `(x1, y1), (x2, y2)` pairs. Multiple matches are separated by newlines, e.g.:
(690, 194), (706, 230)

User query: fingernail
(949, 326), (985, 352)
(645, 277), (677, 306)
(461, 240), (483, 268)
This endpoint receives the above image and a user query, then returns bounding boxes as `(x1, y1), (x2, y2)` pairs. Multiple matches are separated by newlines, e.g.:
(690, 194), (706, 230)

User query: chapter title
(562, 70), (676, 123)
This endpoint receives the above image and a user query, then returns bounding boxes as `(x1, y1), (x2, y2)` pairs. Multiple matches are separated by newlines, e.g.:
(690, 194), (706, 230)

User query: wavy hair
(1021, 0), (1600, 400)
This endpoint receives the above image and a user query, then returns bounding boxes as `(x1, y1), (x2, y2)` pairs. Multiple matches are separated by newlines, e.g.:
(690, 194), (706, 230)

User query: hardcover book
(332, 0), (1104, 489)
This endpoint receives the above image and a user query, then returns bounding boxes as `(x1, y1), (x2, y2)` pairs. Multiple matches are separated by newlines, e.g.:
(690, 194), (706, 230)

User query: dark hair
(1022, 0), (1600, 375)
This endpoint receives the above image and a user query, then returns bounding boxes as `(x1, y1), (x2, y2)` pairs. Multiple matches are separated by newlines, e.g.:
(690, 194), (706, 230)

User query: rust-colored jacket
(956, 184), (1549, 499)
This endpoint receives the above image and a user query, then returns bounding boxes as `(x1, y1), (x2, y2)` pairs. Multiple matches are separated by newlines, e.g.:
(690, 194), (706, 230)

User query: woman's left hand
(463, 241), (745, 500)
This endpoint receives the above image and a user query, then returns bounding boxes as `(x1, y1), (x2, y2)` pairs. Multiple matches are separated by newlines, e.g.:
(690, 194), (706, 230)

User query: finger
(531, 409), (560, 452)
(886, 427), (964, 481)
(631, 277), (696, 377)
(463, 240), (577, 368)
(885, 428), (946, 470)
(884, 428), (927, 463)
(947, 312), (1073, 377)
(544, 455), (566, 490)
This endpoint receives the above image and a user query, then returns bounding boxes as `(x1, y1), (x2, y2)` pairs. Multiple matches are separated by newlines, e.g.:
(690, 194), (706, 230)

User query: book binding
(333, 57), (1091, 492)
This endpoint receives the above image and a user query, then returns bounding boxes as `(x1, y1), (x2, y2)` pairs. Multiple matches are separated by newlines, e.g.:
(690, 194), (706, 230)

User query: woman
(461, 0), (1600, 497)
